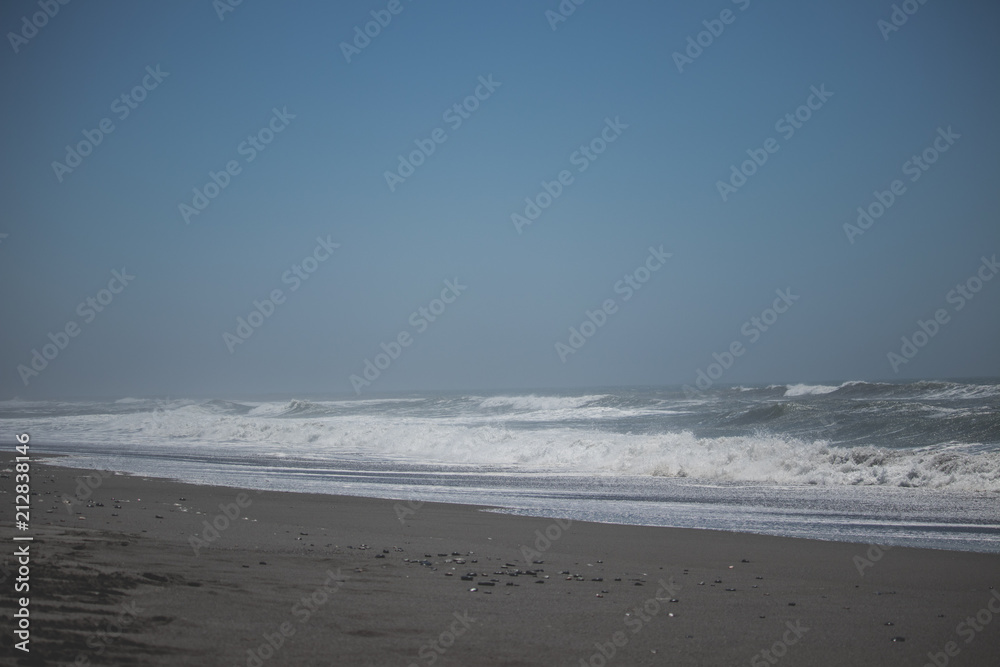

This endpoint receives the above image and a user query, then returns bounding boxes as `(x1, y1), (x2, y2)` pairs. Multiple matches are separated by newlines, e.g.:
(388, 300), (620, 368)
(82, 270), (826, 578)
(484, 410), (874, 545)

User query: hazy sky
(1, 0), (998, 399)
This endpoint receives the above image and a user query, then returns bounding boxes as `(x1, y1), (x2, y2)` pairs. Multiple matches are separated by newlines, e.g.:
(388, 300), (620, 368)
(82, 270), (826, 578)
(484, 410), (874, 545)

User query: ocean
(5, 380), (1000, 553)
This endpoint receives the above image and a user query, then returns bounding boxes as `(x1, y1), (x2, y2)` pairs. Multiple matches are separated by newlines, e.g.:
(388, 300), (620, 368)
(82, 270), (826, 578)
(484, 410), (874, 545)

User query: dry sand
(2, 454), (999, 666)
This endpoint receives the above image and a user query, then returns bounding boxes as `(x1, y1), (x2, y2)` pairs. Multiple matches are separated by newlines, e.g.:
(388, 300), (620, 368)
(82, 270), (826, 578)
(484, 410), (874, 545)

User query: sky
(1, 0), (998, 399)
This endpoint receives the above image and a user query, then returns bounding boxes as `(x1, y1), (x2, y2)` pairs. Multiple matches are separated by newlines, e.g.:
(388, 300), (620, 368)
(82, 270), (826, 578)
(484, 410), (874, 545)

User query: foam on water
(7, 382), (998, 551)
(477, 394), (608, 411)
(14, 406), (1000, 492)
(784, 383), (841, 397)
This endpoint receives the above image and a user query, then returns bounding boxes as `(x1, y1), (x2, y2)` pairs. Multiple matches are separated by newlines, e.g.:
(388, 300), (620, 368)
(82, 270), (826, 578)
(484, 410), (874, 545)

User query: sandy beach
(2, 454), (999, 666)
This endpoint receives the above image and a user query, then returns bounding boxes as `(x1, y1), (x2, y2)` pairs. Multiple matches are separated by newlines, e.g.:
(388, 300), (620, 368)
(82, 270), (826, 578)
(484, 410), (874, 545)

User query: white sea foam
(920, 383), (1000, 401)
(27, 405), (1000, 491)
(784, 384), (841, 397)
(478, 394), (608, 411)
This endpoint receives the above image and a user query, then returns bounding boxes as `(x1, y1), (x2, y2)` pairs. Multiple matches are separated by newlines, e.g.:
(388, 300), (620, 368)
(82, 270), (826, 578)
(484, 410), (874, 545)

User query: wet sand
(1, 453), (999, 666)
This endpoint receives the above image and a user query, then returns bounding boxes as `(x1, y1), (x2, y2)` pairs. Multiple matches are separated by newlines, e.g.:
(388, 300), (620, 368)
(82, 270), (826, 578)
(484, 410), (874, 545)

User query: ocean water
(4, 380), (1000, 553)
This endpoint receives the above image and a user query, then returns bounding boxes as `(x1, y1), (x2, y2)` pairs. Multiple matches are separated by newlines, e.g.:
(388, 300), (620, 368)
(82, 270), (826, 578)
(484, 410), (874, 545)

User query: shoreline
(33, 449), (1000, 555)
(2, 455), (999, 665)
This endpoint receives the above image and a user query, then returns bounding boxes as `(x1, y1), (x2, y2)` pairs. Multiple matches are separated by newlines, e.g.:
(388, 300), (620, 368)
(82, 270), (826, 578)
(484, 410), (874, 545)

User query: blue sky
(1, 0), (998, 398)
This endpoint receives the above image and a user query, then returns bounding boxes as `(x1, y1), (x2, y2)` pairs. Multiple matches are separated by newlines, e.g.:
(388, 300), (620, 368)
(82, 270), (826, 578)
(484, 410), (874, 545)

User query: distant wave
(784, 384), (841, 397)
(778, 380), (1000, 401)
(478, 394), (607, 411)
(920, 384), (1000, 401)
